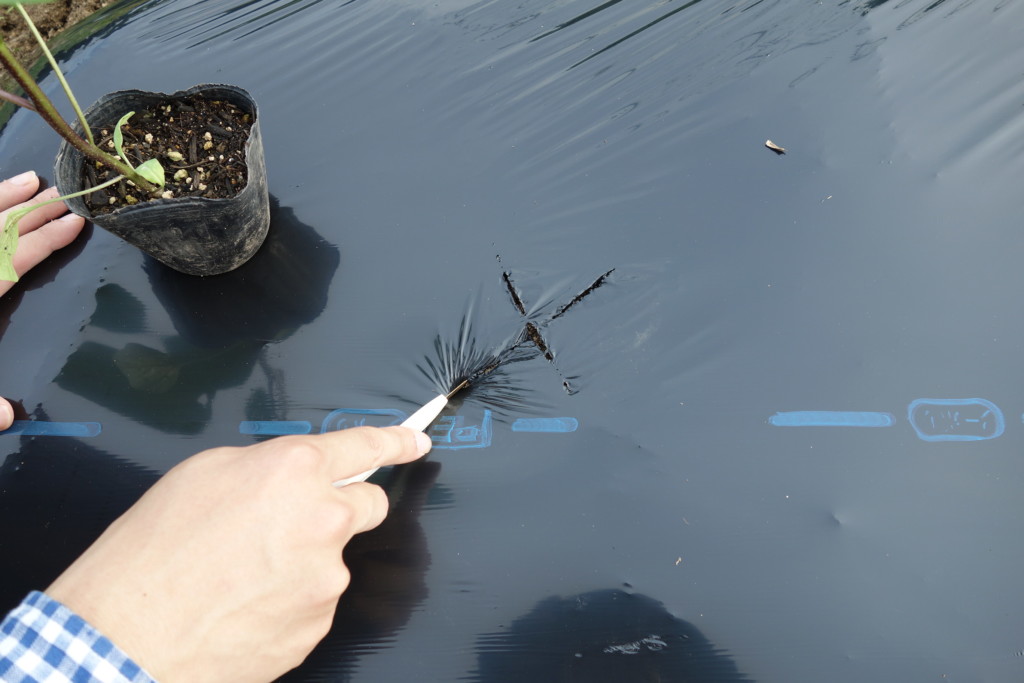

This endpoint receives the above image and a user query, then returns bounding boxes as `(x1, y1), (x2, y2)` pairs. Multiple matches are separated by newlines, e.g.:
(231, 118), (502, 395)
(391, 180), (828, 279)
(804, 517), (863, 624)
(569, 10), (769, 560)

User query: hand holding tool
(332, 379), (468, 487)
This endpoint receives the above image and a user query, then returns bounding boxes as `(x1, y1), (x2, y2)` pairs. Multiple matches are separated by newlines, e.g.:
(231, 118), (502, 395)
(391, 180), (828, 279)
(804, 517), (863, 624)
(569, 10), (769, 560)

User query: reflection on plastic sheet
(771, 397), (1007, 443)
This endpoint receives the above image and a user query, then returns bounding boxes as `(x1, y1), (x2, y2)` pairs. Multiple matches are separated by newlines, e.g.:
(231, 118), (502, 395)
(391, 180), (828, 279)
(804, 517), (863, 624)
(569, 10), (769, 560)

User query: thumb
(0, 398), (13, 431)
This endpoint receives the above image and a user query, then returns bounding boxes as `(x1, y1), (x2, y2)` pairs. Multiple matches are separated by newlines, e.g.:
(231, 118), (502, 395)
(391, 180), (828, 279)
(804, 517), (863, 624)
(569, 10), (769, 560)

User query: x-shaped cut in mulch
(494, 265), (615, 395)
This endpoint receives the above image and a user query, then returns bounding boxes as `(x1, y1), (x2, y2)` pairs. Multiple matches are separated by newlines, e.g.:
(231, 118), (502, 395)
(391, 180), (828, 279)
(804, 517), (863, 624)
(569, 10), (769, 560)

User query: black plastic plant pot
(54, 84), (270, 277)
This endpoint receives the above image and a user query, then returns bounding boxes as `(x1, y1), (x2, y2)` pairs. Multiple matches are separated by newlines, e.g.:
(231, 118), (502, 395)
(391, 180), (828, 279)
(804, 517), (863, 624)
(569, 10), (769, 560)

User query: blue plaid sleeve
(0, 591), (156, 682)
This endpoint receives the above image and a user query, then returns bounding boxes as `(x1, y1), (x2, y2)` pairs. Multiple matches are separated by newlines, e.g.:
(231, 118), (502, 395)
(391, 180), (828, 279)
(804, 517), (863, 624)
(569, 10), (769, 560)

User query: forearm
(0, 591), (155, 683)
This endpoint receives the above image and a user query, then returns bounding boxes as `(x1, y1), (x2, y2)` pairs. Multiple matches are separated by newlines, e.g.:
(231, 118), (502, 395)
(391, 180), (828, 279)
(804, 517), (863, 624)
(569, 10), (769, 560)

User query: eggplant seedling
(0, 0), (166, 281)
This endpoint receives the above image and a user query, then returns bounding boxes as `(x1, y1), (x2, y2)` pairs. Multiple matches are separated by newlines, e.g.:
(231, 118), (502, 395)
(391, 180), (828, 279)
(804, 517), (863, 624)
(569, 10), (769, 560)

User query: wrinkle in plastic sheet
(2, 0), (1024, 680)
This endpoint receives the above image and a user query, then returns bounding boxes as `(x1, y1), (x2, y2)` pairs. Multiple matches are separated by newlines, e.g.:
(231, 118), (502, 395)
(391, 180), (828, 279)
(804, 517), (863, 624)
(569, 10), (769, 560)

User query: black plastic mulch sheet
(2, 1), (1023, 680)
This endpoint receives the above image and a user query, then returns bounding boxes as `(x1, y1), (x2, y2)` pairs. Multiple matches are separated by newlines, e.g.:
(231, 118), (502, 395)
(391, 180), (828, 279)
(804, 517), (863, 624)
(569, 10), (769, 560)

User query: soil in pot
(82, 94), (252, 212)
(55, 84), (270, 277)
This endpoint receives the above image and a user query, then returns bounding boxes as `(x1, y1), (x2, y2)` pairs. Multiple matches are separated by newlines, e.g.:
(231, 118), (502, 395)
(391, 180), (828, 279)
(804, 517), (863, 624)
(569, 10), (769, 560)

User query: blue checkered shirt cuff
(0, 591), (155, 683)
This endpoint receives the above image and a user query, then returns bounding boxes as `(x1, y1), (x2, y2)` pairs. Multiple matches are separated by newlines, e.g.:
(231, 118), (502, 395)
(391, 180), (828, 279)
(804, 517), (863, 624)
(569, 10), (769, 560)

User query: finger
(315, 426), (431, 482)
(9, 187), (77, 236)
(0, 171), (41, 211)
(333, 481), (391, 536)
(11, 213), (86, 275)
(0, 398), (12, 431)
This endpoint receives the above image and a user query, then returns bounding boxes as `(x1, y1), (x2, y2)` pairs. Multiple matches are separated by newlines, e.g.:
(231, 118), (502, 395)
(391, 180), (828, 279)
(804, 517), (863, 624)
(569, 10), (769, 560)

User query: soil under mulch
(84, 94), (252, 213)
(1, 0), (117, 66)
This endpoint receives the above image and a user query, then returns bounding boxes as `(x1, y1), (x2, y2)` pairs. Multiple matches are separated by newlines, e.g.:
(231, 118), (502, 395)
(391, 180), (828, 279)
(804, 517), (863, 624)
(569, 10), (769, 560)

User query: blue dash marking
(769, 411), (895, 427)
(239, 421), (312, 435)
(511, 417), (579, 433)
(1, 421), (102, 437)
(908, 398), (1003, 442)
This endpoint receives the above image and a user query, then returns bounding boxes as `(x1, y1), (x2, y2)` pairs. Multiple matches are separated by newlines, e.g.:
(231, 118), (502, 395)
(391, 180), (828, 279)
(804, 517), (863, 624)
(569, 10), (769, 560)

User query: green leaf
(0, 191), (92, 281)
(135, 158), (165, 188)
(0, 1), (56, 5)
(0, 205), (33, 283)
(113, 111), (134, 167)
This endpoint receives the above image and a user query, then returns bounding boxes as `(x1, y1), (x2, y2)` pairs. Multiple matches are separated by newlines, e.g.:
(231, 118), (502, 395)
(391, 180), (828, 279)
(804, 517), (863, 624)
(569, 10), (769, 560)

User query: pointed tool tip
(447, 378), (470, 398)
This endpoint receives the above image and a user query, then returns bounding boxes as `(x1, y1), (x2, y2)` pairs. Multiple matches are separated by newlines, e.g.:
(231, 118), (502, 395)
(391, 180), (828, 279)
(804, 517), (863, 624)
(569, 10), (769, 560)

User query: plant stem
(0, 86), (36, 110)
(15, 2), (93, 145)
(0, 38), (157, 193)
(53, 171), (126, 200)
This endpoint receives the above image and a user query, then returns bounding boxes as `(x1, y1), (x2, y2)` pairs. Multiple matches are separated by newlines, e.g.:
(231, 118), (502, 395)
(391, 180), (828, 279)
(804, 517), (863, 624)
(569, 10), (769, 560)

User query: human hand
(45, 426), (432, 683)
(0, 170), (87, 429)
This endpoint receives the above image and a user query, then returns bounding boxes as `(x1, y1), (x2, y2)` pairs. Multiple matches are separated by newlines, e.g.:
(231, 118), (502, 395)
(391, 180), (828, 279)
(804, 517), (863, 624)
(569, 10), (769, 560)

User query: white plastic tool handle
(332, 393), (448, 487)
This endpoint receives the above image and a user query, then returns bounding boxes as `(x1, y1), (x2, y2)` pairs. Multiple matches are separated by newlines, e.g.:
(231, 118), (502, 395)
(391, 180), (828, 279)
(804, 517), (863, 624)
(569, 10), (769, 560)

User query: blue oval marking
(769, 411), (895, 428)
(321, 409), (407, 433)
(511, 417), (580, 433)
(0, 421), (102, 437)
(908, 398), (1004, 442)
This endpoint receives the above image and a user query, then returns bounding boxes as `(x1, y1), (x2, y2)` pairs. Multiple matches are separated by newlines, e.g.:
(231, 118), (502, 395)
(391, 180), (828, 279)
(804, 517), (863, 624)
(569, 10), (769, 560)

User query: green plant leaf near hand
(2, 193), (86, 282)
(0, 202), (45, 282)
(0, 114), (165, 281)
(113, 111), (134, 166)
(0, 210), (20, 282)
(112, 112), (165, 187)
(0, 168), (147, 282)
(136, 158), (165, 187)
